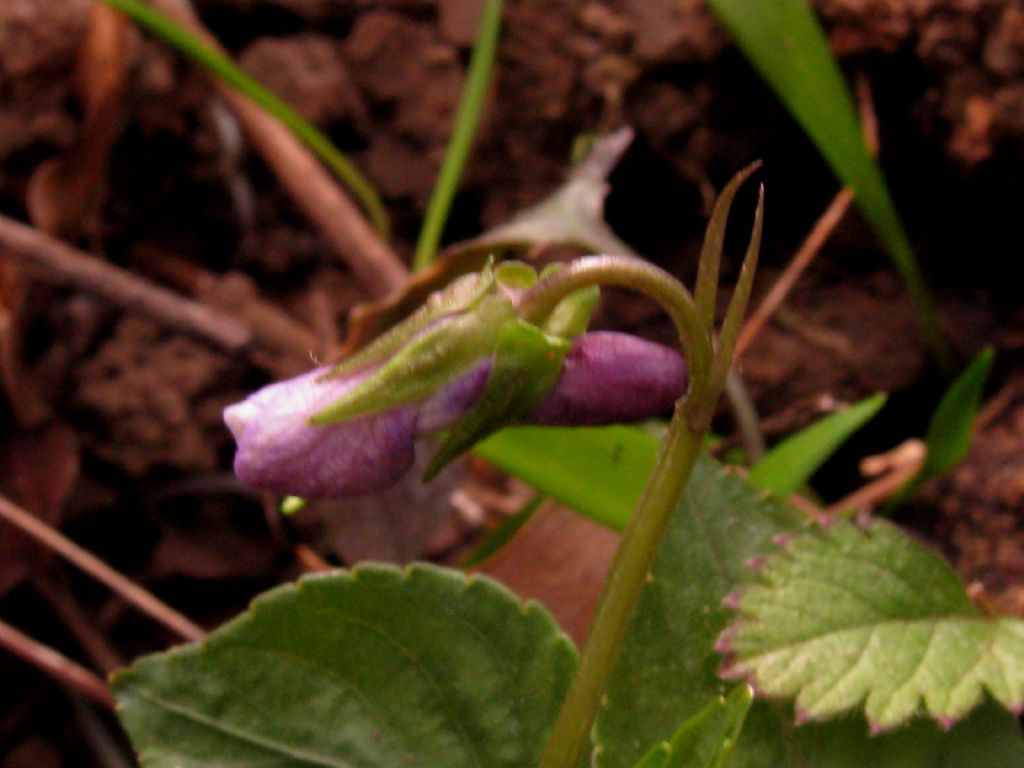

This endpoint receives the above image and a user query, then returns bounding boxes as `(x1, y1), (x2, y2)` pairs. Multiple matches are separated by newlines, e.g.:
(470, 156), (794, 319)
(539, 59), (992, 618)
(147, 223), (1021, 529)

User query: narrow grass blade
(749, 392), (887, 497)
(475, 425), (660, 530)
(921, 346), (994, 479)
(413, 0), (503, 271)
(100, 0), (390, 237)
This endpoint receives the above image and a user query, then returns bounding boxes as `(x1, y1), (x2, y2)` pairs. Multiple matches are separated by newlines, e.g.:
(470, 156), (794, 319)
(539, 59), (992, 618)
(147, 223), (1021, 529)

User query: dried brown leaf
(477, 502), (617, 646)
(0, 423), (80, 595)
(0, 262), (49, 425)
(26, 3), (130, 239)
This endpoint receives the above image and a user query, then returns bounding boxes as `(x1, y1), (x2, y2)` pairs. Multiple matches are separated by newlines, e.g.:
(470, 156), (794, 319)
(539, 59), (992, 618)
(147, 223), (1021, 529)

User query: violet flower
(225, 331), (685, 499)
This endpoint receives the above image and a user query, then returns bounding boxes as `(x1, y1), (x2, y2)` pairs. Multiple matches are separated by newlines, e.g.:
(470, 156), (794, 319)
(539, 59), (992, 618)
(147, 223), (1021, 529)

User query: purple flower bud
(225, 367), (418, 498)
(529, 332), (686, 425)
(224, 332), (686, 499)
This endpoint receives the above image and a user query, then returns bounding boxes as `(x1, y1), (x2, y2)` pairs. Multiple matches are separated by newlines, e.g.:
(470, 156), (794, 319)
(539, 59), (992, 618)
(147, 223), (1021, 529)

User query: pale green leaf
(749, 393), (887, 497)
(720, 519), (1024, 731)
(591, 455), (1024, 768)
(633, 685), (753, 768)
(446, 128), (642, 262)
(113, 564), (576, 768)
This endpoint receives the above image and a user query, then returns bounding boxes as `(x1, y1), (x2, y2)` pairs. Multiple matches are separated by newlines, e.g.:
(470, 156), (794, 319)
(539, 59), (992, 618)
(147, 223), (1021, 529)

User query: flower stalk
(536, 169), (764, 768)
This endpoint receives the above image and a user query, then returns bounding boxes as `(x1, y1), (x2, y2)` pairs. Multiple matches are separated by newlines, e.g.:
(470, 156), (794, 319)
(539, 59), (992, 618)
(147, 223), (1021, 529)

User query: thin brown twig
(855, 71), (881, 157)
(138, 248), (321, 369)
(0, 493), (206, 643)
(736, 73), (880, 357)
(70, 696), (137, 768)
(736, 188), (855, 356)
(294, 543), (333, 573)
(825, 439), (926, 514)
(149, 0), (409, 298)
(976, 375), (1024, 430)
(0, 213), (253, 354)
(33, 576), (123, 674)
(0, 617), (114, 710)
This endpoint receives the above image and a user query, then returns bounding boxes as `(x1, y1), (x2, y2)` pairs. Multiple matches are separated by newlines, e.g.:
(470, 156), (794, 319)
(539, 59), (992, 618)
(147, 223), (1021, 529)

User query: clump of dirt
(73, 316), (240, 475)
(0, 0), (89, 186)
(930, 373), (1024, 615)
(239, 34), (365, 128)
(741, 271), (929, 435)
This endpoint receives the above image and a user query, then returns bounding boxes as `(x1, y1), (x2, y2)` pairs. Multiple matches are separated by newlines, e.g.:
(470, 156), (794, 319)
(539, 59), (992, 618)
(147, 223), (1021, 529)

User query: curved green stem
(517, 255), (712, 397)
(517, 254), (715, 768)
(412, 0), (503, 271)
(524, 192), (761, 766)
(537, 402), (704, 768)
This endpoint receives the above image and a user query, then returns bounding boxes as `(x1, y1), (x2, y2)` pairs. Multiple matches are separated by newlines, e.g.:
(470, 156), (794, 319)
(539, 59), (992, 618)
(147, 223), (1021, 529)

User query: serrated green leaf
(593, 455), (802, 768)
(720, 519), (1024, 731)
(589, 454), (1024, 768)
(633, 685), (753, 768)
(474, 425), (660, 530)
(113, 564), (577, 768)
(749, 393), (887, 497)
(922, 346), (994, 479)
(704, 0), (946, 362)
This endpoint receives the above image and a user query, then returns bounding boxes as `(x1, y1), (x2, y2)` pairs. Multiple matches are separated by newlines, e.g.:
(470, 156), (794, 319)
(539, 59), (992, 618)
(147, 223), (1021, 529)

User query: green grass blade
(101, 0), (391, 237)
(922, 346), (994, 479)
(705, 0), (950, 366)
(475, 393), (885, 532)
(749, 392), (887, 497)
(413, 0), (503, 271)
(474, 425), (660, 531)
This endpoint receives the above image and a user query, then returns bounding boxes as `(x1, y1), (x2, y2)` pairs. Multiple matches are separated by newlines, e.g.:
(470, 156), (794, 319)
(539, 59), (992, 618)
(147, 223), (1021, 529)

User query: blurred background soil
(2, 1), (1024, 764)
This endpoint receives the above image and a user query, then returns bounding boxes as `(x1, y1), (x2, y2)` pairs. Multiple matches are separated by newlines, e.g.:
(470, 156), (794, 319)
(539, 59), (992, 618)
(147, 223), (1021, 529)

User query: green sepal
(493, 260), (539, 290)
(541, 284), (600, 339)
(324, 265), (497, 381)
(531, 263), (601, 339)
(310, 295), (516, 426)
(424, 319), (570, 480)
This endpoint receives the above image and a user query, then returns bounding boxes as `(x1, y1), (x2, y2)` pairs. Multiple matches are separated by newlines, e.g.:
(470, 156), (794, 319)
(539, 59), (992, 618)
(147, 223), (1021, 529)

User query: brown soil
(2, 1), (1024, 764)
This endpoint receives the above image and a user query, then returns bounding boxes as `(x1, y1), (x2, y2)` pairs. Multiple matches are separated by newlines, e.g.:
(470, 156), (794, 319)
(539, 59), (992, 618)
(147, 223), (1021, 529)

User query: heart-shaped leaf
(113, 563), (577, 768)
(718, 518), (1024, 731)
